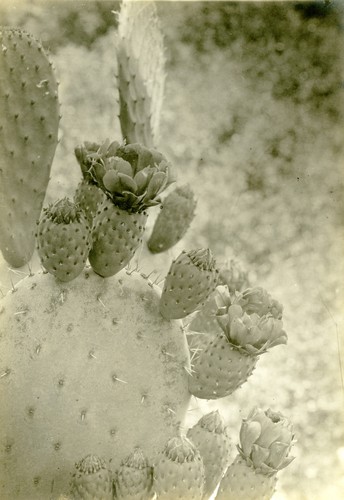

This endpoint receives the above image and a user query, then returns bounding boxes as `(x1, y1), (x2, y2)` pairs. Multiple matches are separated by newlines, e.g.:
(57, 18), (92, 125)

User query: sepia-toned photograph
(0, 0), (343, 499)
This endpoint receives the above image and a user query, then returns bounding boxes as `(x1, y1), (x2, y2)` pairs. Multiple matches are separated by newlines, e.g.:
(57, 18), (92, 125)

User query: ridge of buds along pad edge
(75, 139), (174, 213)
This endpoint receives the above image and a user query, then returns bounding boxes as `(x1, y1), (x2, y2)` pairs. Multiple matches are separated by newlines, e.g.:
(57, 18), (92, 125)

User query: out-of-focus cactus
(0, 28), (59, 267)
(116, 1), (165, 147)
(147, 184), (197, 253)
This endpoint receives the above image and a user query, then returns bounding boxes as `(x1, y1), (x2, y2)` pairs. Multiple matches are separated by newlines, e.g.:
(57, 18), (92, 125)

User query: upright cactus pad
(0, 268), (191, 499)
(116, 1), (165, 147)
(0, 28), (59, 267)
(147, 184), (197, 253)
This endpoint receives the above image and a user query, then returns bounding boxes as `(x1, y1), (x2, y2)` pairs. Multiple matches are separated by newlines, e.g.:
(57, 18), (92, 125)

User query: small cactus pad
(153, 435), (205, 499)
(147, 184), (197, 253)
(159, 249), (219, 319)
(188, 332), (258, 399)
(0, 28), (59, 267)
(116, 1), (165, 146)
(70, 454), (113, 499)
(187, 411), (231, 498)
(216, 456), (277, 500)
(0, 268), (191, 499)
(89, 199), (148, 277)
(36, 198), (92, 282)
(115, 448), (153, 499)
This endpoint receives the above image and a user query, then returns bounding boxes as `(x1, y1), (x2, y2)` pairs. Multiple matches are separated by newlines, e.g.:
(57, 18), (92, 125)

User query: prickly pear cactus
(0, 2), (297, 499)
(0, 28), (59, 267)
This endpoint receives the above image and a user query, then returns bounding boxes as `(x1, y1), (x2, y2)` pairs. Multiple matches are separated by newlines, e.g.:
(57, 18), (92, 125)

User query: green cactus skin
(216, 456), (277, 500)
(74, 179), (107, 226)
(0, 28), (59, 267)
(147, 184), (197, 254)
(187, 411), (231, 499)
(36, 198), (92, 282)
(153, 435), (205, 500)
(89, 198), (148, 277)
(0, 268), (191, 499)
(115, 448), (153, 500)
(116, 2), (165, 147)
(159, 249), (219, 320)
(188, 333), (257, 399)
(70, 454), (113, 500)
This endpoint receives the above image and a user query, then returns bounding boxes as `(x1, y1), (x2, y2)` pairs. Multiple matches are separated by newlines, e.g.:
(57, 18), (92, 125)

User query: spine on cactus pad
(147, 184), (197, 254)
(0, 28), (60, 267)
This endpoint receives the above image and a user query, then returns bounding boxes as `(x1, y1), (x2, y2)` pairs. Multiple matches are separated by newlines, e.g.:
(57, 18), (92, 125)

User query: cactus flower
(76, 140), (173, 212)
(217, 304), (287, 355)
(238, 407), (295, 475)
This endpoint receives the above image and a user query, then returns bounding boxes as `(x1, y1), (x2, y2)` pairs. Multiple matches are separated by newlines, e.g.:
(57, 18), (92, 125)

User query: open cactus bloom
(75, 139), (174, 212)
(233, 286), (283, 319)
(216, 303), (287, 355)
(238, 407), (295, 476)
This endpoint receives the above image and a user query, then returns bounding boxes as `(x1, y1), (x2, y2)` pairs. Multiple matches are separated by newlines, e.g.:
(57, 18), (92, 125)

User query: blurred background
(0, 1), (343, 498)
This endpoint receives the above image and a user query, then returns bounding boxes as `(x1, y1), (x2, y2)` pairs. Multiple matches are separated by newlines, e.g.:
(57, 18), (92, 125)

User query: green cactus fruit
(159, 249), (219, 320)
(36, 198), (92, 282)
(74, 179), (107, 226)
(115, 448), (153, 500)
(0, 28), (59, 267)
(88, 198), (148, 277)
(216, 407), (295, 500)
(216, 455), (277, 500)
(188, 300), (287, 399)
(116, 1), (165, 147)
(187, 411), (231, 499)
(0, 268), (191, 499)
(70, 454), (113, 500)
(147, 184), (197, 253)
(188, 331), (258, 400)
(153, 435), (205, 499)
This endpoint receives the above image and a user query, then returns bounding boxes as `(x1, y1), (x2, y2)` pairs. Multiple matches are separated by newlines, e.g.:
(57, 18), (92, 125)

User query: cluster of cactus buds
(61, 407), (294, 500)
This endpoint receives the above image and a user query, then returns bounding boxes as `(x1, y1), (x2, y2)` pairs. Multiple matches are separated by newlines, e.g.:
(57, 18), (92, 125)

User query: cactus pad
(0, 28), (59, 267)
(0, 268), (191, 499)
